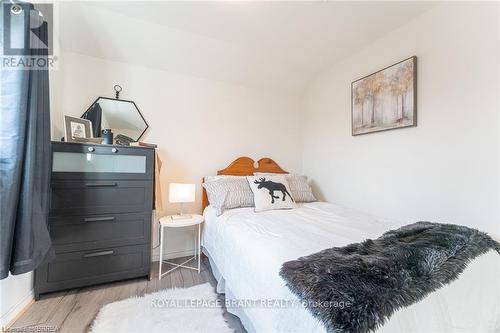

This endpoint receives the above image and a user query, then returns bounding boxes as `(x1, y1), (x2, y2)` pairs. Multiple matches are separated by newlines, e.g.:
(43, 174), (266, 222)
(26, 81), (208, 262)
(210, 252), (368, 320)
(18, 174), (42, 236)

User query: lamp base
(171, 214), (192, 220)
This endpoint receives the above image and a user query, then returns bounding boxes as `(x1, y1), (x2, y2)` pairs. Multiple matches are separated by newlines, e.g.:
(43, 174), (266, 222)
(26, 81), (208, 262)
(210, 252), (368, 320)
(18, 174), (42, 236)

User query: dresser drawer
(49, 212), (151, 252)
(51, 142), (154, 181)
(35, 244), (150, 295)
(50, 180), (152, 215)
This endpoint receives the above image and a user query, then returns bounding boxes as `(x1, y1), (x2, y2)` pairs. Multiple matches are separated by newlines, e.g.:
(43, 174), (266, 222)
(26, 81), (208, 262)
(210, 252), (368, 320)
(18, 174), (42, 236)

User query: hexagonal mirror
(82, 95), (148, 143)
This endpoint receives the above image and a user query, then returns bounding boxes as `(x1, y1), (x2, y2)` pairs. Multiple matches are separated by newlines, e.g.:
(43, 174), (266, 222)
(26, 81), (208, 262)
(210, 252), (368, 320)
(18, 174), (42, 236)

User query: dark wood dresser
(34, 142), (154, 298)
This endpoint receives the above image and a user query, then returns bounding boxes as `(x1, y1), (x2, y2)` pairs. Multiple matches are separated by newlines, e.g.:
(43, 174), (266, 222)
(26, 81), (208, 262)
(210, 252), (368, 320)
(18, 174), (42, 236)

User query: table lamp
(169, 183), (195, 220)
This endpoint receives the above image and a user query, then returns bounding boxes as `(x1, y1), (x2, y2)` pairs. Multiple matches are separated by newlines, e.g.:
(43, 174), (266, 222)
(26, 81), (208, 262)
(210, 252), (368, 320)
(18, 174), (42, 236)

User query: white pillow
(254, 173), (317, 203)
(247, 175), (296, 212)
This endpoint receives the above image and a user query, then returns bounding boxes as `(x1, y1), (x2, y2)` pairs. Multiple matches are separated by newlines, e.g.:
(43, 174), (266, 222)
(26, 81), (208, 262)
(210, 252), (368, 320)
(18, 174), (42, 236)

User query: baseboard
(151, 248), (197, 262)
(1, 289), (35, 329)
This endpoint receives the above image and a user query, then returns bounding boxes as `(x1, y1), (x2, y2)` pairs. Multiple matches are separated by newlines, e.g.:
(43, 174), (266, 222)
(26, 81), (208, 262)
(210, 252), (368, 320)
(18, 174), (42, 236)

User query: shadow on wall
(309, 179), (326, 202)
(158, 149), (200, 216)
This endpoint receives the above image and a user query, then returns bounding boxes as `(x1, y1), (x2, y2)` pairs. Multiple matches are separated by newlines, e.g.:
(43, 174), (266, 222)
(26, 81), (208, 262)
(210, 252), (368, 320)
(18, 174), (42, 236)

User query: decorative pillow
(204, 175), (242, 183)
(247, 175), (296, 212)
(254, 173), (317, 203)
(202, 177), (254, 216)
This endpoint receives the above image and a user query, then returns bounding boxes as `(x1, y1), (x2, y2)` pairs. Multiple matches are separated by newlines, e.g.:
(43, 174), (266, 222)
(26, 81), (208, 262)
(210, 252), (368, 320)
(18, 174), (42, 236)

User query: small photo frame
(64, 115), (93, 142)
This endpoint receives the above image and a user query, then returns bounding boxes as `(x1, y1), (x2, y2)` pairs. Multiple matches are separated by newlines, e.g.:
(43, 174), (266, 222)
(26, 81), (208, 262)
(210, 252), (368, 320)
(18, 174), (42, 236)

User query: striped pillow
(286, 175), (317, 203)
(203, 177), (254, 216)
(254, 173), (317, 203)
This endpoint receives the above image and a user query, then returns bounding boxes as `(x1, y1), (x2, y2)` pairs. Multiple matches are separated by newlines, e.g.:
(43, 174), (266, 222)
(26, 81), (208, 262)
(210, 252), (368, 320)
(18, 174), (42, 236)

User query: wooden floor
(11, 257), (246, 333)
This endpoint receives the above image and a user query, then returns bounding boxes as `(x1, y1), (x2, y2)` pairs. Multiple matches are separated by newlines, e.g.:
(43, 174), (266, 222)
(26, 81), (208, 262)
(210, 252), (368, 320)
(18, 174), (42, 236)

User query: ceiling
(59, 1), (435, 95)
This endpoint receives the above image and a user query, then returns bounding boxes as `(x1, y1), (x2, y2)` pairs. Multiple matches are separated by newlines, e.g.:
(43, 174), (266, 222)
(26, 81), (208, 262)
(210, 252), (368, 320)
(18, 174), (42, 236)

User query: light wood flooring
(11, 257), (246, 333)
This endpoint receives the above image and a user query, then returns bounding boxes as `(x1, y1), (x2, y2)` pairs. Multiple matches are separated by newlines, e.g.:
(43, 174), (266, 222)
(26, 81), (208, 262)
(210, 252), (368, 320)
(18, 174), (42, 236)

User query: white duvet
(202, 202), (500, 333)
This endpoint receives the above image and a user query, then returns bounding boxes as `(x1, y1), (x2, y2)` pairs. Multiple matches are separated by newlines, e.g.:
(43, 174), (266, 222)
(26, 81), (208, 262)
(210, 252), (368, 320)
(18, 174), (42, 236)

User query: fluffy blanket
(280, 222), (499, 333)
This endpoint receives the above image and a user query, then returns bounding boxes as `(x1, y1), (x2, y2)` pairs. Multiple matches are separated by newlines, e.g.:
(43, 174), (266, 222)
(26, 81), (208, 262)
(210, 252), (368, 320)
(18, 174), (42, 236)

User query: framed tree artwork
(351, 56), (417, 136)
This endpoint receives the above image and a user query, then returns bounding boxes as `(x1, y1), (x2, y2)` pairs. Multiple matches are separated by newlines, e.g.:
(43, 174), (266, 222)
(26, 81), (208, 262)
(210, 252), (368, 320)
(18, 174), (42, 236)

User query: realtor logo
(2, 2), (57, 69)
(2, 2), (53, 55)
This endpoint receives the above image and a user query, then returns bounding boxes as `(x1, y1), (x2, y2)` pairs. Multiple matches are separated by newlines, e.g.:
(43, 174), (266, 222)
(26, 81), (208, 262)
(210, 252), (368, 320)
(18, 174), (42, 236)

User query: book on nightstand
(130, 141), (158, 148)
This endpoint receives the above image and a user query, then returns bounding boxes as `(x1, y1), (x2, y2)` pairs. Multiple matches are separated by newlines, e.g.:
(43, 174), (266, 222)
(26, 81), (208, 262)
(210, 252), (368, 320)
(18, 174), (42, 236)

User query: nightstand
(158, 214), (204, 280)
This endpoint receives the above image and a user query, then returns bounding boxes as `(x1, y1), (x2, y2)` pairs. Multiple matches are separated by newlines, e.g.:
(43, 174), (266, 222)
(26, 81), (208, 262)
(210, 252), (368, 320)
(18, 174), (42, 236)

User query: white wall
(302, 3), (500, 238)
(51, 51), (303, 259)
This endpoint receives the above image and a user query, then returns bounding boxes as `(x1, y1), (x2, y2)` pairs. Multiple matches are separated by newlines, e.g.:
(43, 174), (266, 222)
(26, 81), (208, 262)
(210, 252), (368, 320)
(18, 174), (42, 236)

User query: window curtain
(0, 1), (54, 279)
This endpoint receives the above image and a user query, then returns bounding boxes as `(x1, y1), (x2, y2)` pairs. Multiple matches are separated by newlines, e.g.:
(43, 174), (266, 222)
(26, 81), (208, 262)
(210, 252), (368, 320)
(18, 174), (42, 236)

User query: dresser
(34, 142), (154, 298)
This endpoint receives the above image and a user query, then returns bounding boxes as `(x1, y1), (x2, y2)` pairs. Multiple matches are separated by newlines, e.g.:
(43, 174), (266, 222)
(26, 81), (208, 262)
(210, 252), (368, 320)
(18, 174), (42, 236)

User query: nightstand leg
(197, 223), (201, 273)
(159, 226), (164, 280)
(193, 226), (197, 259)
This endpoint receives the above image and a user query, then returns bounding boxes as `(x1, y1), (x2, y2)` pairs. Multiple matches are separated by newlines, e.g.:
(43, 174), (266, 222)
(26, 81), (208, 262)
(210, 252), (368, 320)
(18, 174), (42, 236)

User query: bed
(201, 157), (500, 333)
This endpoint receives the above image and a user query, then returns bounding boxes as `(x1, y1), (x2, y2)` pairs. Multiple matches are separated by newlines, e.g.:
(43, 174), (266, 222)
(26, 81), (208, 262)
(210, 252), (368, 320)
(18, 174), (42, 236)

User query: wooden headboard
(201, 157), (288, 211)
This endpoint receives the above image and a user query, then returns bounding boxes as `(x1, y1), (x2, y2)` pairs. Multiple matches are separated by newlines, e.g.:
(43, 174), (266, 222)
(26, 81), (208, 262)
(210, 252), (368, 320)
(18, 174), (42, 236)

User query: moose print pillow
(247, 175), (296, 212)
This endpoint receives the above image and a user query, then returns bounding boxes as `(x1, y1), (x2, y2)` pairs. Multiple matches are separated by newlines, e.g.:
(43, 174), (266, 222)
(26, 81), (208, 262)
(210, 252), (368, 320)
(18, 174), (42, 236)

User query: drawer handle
(83, 250), (114, 258)
(84, 216), (115, 222)
(85, 182), (117, 187)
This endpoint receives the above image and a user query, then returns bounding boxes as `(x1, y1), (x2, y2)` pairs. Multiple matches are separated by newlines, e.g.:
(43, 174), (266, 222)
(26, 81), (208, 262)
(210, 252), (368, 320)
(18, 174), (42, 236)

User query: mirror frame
(82, 96), (149, 142)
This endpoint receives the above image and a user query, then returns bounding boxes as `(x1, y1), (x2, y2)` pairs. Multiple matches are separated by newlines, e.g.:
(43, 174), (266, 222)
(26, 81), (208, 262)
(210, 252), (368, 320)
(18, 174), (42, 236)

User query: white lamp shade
(169, 183), (195, 203)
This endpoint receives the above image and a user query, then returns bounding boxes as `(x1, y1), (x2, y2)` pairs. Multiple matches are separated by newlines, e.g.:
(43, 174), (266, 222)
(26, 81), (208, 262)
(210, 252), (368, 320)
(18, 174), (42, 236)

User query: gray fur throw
(280, 222), (499, 333)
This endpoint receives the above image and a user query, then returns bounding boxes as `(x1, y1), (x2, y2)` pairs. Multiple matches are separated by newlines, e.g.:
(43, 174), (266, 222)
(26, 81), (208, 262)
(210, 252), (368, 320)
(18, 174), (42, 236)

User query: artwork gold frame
(64, 115), (93, 142)
(351, 56), (417, 136)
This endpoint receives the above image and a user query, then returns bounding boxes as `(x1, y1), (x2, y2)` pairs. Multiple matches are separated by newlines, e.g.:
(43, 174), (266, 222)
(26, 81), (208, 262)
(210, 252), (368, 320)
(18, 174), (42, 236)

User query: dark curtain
(0, 1), (54, 279)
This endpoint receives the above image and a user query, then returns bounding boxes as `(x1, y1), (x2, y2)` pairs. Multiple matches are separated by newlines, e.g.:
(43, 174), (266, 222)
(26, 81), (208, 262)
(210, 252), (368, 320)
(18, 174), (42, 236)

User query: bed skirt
(203, 248), (257, 333)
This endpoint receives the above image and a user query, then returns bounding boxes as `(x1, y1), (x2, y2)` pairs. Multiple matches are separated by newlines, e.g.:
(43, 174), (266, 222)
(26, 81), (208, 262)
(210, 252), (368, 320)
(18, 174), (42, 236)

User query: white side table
(158, 214), (204, 280)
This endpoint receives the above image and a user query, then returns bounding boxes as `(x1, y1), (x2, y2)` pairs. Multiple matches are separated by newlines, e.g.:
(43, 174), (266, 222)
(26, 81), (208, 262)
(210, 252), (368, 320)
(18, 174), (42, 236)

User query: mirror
(82, 97), (148, 142)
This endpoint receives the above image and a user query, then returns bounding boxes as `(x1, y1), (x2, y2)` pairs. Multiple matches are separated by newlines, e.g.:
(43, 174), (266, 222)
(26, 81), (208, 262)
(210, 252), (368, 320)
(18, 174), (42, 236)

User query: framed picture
(64, 115), (93, 142)
(351, 56), (417, 136)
